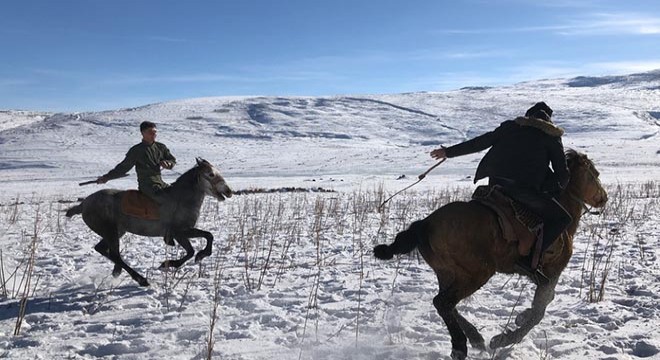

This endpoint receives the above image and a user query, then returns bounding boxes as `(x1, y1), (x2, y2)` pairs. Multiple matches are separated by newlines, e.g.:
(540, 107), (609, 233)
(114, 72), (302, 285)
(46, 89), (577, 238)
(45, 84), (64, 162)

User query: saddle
(120, 190), (160, 220)
(471, 185), (543, 258)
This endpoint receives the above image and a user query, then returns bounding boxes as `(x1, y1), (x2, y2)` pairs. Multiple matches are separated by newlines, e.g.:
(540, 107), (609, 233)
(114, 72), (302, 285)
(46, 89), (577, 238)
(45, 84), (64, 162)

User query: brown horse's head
(196, 157), (233, 201)
(566, 150), (607, 208)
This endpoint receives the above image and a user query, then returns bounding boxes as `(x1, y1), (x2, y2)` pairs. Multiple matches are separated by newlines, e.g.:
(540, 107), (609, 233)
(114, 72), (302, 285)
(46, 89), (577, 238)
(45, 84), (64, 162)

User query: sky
(2, 0), (660, 112)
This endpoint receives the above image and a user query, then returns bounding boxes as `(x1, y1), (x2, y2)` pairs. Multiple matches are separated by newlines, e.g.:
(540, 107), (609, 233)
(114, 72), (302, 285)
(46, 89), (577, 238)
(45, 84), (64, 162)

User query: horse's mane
(164, 165), (202, 194)
(564, 148), (596, 194)
(565, 148), (593, 170)
(565, 148), (581, 164)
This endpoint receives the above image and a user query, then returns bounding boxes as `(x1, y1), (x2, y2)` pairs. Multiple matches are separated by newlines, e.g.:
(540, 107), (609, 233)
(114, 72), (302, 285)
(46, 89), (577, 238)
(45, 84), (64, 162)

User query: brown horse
(374, 150), (607, 360)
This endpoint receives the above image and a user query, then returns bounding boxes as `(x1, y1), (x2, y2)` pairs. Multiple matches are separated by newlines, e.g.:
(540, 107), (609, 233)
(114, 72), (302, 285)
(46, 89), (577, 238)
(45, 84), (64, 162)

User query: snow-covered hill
(1, 71), (659, 202)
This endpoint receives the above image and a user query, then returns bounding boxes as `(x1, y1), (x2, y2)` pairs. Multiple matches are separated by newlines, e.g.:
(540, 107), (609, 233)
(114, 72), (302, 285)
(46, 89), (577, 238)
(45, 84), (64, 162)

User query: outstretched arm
(97, 150), (136, 183)
(430, 120), (512, 160)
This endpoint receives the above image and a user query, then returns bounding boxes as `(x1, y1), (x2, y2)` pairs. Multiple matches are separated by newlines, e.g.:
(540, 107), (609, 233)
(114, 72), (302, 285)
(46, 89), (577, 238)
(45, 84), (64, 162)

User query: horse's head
(566, 150), (607, 208)
(195, 157), (233, 201)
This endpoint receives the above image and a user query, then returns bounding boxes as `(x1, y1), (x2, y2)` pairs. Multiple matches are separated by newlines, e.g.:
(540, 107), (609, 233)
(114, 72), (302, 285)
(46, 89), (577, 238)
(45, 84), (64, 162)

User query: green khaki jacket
(104, 141), (176, 197)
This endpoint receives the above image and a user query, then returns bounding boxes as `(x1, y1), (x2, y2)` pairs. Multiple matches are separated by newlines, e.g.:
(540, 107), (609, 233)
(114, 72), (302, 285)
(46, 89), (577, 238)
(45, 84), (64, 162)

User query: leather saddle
(471, 185), (543, 257)
(120, 190), (160, 220)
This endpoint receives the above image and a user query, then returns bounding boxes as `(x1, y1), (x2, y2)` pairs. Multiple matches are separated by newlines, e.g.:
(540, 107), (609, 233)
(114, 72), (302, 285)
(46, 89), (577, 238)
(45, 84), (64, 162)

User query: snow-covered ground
(0, 71), (659, 359)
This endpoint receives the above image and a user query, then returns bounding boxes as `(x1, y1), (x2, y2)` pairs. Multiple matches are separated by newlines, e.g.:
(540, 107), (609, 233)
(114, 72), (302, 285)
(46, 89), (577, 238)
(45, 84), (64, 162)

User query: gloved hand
(96, 176), (108, 184)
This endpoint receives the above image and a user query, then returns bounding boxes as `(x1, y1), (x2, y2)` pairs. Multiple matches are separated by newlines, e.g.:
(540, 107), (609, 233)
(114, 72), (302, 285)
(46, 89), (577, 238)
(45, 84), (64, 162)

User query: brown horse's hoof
(489, 332), (511, 349)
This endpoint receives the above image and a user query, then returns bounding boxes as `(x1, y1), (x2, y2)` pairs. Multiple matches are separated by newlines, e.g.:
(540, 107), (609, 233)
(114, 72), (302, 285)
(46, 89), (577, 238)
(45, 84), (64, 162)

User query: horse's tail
(65, 203), (83, 218)
(374, 219), (428, 260)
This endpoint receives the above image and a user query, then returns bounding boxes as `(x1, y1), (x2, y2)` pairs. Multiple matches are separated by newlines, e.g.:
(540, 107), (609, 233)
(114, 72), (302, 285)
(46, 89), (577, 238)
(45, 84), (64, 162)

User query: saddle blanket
(120, 190), (160, 221)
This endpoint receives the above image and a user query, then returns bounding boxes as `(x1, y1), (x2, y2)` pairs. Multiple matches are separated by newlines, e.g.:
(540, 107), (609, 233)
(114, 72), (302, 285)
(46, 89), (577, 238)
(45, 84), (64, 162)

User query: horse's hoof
(112, 269), (122, 277)
(450, 349), (467, 360)
(472, 340), (487, 352)
(195, 252), (210, 263)
(373, 244), (393, 260)
(138, 278), (150, 287)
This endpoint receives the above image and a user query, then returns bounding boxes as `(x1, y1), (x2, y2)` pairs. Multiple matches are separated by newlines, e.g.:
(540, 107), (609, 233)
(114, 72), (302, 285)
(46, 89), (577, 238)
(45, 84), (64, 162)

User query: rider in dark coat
(430, 102), (572, 283)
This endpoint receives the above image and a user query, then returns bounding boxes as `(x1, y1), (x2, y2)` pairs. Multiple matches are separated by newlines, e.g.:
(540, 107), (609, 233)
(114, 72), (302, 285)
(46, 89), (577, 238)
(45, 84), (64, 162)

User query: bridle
(567, 160), (603, 216)
(200, 168), (229, 198)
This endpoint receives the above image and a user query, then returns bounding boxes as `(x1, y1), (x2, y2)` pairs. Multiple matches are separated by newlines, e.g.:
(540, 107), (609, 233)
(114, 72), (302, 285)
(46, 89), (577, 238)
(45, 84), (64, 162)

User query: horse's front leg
(490, 277), (558, 349)
(159, 228), (213, 268)
(181, 228), (214, 262)
(159, 234), (194, 269)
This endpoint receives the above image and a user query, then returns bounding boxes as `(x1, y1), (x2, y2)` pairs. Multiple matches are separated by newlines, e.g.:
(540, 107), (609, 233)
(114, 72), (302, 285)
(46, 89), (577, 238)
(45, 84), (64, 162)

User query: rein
(567, 191), (595, 216)
(566, 160), (603, 216)
(378, 158), (446, 212)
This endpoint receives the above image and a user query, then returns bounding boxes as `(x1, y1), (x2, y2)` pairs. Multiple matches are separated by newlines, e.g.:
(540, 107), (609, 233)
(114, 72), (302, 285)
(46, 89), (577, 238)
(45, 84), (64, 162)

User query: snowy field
(1, 71), (660, 359)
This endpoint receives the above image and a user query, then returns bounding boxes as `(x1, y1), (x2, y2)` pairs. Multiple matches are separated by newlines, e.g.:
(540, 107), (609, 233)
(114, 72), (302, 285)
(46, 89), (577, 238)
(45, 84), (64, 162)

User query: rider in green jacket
(97, 121), (176, 201)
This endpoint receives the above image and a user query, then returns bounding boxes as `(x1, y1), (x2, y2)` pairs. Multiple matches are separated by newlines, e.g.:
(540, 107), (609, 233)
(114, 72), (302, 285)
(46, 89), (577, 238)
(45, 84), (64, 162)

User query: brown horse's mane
(566, 148), (586, 166)
(564, 148), (595, 196)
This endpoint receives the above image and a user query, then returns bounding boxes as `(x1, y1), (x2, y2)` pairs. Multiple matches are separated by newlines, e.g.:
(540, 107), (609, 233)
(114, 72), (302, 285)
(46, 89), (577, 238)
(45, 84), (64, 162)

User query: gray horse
(66, 158), (233, 286)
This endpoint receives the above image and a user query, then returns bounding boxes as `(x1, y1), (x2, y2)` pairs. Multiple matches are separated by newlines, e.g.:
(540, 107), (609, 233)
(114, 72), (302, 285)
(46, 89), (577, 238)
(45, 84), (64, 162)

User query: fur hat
(525, 102), (553, 122)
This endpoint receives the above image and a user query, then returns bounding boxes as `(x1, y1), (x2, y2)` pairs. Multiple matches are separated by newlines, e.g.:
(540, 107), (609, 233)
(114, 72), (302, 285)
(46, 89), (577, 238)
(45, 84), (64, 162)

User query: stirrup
(533, 268), (550, 286)
(514, 262), (549, 286)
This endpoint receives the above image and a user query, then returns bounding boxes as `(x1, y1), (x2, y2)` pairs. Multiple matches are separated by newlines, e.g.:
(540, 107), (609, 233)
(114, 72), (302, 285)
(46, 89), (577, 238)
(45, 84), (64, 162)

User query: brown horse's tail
(374, 219), (428, 260)
(65, 203), (83, 218)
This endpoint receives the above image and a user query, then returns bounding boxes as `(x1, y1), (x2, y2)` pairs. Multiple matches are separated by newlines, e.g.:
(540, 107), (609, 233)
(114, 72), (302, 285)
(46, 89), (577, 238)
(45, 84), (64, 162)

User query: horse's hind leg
(94, 232), (149, 287)
(93, 240), (121, 276)
(433, 290), (468, 360)
(455, 310), (486, 351)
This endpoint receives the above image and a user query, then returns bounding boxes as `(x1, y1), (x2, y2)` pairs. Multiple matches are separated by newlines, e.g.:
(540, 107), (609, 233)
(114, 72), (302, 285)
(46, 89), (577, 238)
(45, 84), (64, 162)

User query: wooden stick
(79, 173), (129, 186)
(378, 158), (446, 212)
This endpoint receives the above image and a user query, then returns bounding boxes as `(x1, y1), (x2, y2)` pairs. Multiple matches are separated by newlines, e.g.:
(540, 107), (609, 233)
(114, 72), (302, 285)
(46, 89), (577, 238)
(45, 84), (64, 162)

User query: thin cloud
(408, 59), (660, 92)
(100, 73), (236, 85)
(246, 48), (510, 75)
(436, 13), (660, 36)
(98, 71), (345, 86)
(0, 79), (33, 87)
(557, 13), (660, 35)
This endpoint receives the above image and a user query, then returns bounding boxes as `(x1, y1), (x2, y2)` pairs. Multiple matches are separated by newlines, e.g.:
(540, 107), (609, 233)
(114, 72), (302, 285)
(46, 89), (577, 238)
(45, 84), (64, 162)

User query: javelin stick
(378, 158), (447, 212)
(79, 173), (129, 186)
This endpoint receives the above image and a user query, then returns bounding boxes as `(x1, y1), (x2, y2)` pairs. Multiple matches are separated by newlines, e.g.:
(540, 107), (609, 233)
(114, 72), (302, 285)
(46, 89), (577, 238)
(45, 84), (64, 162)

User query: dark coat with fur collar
(445, 116), (569, 191)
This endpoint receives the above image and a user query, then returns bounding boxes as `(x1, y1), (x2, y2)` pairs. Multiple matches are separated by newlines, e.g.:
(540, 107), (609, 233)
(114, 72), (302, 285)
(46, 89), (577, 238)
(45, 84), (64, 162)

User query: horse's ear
(196, 157), (211, 167)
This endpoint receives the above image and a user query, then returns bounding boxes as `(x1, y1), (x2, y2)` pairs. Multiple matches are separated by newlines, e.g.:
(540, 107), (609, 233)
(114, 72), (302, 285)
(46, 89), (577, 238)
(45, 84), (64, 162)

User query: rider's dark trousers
(490, 178), (572, 252)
